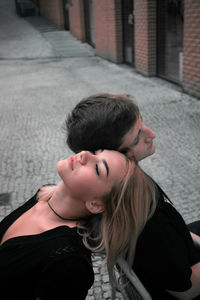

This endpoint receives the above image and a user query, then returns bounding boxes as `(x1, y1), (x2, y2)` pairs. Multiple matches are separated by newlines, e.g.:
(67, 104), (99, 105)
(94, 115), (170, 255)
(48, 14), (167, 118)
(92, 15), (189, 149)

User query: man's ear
(85, 200), (105, 214)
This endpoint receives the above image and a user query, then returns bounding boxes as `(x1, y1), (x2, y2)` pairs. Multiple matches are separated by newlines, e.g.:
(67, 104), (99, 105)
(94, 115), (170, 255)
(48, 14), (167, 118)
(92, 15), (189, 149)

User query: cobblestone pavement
(0, 0), (200, 299)
(1, 57), (200, 299)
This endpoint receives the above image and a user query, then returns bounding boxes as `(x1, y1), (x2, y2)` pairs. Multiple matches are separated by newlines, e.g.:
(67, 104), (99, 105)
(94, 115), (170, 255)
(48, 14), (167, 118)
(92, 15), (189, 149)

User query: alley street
(0, 0), (200, 299)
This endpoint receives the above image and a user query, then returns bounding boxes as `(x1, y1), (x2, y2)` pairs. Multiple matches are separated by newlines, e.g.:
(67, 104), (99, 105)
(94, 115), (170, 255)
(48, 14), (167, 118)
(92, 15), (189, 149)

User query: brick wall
(68, 0), (85, 41)
(183, 0), (200, 99)
(134, 0), (156, 76)
(39, 0), (64, 28)
(94, 0), (123, 63)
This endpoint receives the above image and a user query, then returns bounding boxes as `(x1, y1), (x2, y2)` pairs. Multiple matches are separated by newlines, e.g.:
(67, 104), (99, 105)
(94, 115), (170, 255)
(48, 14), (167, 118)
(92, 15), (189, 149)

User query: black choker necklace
(47, 199), (84, 222)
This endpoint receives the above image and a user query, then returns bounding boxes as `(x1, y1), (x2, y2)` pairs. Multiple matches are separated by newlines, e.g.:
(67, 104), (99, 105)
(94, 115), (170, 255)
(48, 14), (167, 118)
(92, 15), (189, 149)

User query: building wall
(183, 0), (200, 98)
(134, 0), (156, 76)
(94, 0), (123, 63)
(39, 0), (64, 28)
(37, 0), (200, 99)
(68, 0), (85, 41)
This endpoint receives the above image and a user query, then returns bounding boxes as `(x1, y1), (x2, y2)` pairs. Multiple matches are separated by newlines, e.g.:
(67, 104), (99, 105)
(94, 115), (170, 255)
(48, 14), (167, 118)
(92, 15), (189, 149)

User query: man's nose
(144, 126), (156, 141)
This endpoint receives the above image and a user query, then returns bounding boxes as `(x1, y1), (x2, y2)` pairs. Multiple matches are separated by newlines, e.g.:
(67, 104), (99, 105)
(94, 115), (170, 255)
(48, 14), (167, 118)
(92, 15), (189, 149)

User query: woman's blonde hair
(38, 158), (156, 289)
(80, 158), (156, 289)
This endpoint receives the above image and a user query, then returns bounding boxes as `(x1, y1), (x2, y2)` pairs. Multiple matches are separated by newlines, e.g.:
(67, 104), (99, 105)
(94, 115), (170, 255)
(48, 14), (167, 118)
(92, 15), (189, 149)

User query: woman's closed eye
(95, 164), (100, 176)
(95, 160), (109, 177)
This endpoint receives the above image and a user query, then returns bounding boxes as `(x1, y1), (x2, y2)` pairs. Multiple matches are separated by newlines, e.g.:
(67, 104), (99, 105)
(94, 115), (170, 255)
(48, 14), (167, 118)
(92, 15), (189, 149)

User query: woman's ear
(86, 200), (105, 214)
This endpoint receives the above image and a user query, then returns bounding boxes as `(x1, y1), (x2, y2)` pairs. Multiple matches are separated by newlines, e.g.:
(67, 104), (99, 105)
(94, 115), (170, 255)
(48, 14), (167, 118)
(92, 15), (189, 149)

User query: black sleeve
(36, 255), (94, 300)
(135, 205), (194, 292)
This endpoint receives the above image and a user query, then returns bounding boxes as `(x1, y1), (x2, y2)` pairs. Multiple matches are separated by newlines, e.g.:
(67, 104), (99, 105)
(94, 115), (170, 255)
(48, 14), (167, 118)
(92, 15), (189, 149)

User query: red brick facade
(39, 0), (64, 28)
(134, 0), (156, 76)
(94, 0), (123, 63)
(183, 0), (200, 98)
(68, 0), (85, 41)
(38, 0), (200, 99)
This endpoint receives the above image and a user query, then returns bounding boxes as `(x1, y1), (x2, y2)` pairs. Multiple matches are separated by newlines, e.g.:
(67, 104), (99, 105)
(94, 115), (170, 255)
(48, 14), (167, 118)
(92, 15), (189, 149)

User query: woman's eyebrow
(103, 159), (109, 176)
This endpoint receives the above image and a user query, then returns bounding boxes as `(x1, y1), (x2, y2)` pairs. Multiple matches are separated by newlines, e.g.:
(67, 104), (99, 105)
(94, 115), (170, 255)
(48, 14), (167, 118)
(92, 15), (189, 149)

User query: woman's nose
(77, 151), (93, 165)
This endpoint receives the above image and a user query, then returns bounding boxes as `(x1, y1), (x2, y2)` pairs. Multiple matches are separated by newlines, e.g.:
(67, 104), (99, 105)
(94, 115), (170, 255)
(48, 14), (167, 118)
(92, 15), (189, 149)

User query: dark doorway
(157, 0), (184, 83)
(84, 0), (95, 47)
(122, 0), (135, 65)
(63, 0), (70, 30)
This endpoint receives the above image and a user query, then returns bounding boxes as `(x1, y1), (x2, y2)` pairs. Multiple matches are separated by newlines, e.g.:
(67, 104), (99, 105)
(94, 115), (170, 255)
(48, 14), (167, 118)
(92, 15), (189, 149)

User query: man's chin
(138, 147), (156, 161)
(148, 146), (156, 158)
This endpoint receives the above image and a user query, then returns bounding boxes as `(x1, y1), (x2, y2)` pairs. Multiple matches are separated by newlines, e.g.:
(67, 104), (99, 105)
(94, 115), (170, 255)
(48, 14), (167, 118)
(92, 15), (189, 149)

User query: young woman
(0, 149), (154, 300)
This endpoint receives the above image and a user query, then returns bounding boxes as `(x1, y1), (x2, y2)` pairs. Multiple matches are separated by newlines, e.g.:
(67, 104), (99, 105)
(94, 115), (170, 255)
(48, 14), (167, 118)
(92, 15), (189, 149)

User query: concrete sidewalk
(0, 0), (94, 59)
(26, 16), (95, 58)
(0, 0), (54, 59)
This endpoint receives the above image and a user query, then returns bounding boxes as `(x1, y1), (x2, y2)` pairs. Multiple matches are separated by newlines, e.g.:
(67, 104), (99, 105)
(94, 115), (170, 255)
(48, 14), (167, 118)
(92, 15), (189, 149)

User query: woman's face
(57, 150), (129, 202)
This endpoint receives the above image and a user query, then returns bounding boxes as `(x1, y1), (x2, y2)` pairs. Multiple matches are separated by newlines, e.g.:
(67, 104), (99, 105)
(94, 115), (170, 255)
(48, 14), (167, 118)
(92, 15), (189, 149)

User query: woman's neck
(47, 181), (90, 222)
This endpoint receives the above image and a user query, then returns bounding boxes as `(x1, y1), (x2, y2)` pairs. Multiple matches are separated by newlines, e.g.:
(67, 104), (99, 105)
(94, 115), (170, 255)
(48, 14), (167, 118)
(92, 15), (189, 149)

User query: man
(65, 93), (200, 299)
(66, 93), (200, 235)
(66, 93), (155, 160)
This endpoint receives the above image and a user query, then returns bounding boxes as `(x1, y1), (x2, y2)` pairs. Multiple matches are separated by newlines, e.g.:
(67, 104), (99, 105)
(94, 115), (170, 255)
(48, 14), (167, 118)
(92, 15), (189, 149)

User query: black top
(0, 191), (94, 300)
(134, 185), (200, 300)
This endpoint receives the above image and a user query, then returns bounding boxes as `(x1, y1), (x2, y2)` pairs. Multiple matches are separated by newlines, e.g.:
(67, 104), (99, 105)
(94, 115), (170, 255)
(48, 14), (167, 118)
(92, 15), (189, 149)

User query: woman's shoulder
(0, 191), (38, 228)
(0, 186), (53, 238)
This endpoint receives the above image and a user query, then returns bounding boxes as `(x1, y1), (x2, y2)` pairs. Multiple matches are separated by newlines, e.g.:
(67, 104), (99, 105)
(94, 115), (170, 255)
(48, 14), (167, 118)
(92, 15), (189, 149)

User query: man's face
(119, 115), (156, 161)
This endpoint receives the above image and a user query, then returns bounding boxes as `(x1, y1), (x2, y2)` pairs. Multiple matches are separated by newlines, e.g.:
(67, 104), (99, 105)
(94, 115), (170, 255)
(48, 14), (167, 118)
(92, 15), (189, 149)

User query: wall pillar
(134, 0), (156, 76)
